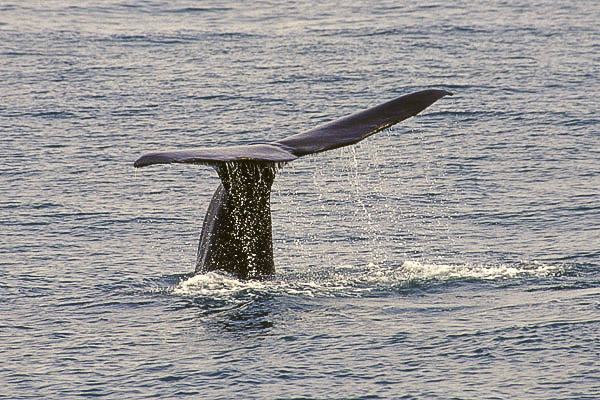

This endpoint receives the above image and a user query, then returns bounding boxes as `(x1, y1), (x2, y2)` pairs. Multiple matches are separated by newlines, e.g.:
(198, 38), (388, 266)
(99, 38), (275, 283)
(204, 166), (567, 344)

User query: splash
(400, 260), (561, 282)
(171, 260), (564, 299)
(173, 272), (267, 297)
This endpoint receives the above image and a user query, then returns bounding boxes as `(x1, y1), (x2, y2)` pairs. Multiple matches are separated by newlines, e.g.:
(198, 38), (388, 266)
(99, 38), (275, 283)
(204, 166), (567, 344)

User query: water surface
(1, 1), (599, 398)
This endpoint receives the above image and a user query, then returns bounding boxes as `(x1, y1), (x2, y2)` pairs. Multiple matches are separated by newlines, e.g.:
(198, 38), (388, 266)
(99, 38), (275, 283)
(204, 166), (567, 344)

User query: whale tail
(134, 89), (452, 279)
(195, 163), (278, 278)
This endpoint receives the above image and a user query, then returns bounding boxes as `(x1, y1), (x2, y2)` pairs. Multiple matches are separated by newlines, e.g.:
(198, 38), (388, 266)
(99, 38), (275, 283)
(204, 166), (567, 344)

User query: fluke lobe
(134, 89), (452, 279)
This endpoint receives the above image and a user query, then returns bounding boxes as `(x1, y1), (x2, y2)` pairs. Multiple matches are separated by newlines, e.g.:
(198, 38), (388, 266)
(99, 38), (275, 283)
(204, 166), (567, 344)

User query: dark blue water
(1, 1), (599, 398)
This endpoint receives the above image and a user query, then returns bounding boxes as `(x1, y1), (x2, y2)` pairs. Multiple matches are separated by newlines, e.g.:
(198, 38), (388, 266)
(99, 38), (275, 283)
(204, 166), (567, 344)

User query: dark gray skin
(196, 163), (277, 278)
(134, 89), (452, 279)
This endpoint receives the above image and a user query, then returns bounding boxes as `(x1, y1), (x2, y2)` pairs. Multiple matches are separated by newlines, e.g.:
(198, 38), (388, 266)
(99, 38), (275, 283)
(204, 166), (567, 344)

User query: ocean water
(1, 1), (599, 399)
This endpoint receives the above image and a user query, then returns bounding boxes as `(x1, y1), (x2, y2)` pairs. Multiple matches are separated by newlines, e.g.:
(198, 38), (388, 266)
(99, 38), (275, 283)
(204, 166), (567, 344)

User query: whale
(134, 89), (452, 279)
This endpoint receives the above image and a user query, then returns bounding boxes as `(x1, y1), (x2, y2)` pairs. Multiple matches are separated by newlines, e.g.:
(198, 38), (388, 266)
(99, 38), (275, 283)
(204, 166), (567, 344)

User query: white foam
(173, 272), (267, 296)
(400, 260), (560, 281)
(169, 261), (563, 298)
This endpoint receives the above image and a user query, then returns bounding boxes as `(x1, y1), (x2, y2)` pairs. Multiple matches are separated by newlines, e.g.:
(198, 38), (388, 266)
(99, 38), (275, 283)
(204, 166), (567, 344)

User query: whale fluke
(134, 89), (452, 279)
(133, 143), (297, 167)
(275, 89), (452, 156)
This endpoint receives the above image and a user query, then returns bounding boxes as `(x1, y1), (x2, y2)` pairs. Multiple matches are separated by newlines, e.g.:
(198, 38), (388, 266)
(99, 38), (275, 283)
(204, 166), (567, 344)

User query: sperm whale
(134, 89), (452, 279)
